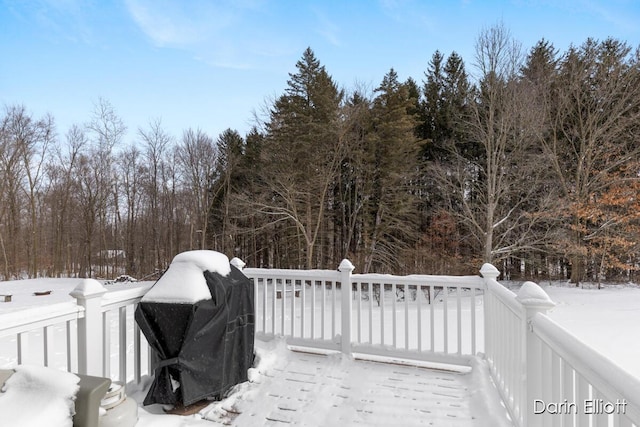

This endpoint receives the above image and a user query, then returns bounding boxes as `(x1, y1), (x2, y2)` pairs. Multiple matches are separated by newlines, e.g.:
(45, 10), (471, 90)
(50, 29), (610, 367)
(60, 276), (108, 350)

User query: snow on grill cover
(134, 250), (254, 407)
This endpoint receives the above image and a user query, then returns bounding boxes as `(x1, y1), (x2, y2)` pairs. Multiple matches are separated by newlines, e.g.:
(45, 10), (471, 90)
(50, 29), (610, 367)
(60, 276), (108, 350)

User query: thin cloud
(4, 0), (95, 44)
(311, 7), (341, 47)
(582, 0), (639, 34)
(124, 0), (284, 69)
(124, 0), (229, 47)
(524, 0), (639, 35)
(377, 0), (437, 33)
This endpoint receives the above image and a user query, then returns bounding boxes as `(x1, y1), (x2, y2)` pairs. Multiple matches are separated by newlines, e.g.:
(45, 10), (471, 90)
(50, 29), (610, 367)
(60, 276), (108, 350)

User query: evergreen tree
(232, 127), (268, 267)
(259, 47), (344, 268)
(420, 50), (445, 156)
(415, 52), (473, 273)
(521, 39), (559, 85)
(361, 69), (419, 273)
(442, 52), (473, 159)
(334, 89), (372, 267)
(209, 128), (244, 255)
(516, 39), (562, 277)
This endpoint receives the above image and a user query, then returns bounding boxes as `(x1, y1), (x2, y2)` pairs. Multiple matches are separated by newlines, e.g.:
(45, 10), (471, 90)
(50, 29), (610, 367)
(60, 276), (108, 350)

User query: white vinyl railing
(482, 264), (527, 423)
(243, 259), (484, 366)
(530, 314), (640, 427)
(98, 283), (154, 383)
(0, 279), (153, 384)
(480, 263), (640, 427)
(350, 273), (482, 364)
(1, 260), (640, 427)
(0, 301), (81, 371)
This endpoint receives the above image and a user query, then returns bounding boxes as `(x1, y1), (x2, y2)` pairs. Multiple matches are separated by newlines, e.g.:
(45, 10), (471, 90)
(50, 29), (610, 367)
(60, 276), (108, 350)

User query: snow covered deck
(131, 338), (512, 427)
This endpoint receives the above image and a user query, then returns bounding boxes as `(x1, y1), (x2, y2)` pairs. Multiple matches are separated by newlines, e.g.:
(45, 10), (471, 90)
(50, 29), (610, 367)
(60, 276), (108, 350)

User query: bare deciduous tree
(77, 98), (126, 277)
(537, 38), (640, 283)
(431, 23), (553, 265)
(0, 105), (55, 278)
(139, 118), (173, 270)
(176, 128), (218, 250)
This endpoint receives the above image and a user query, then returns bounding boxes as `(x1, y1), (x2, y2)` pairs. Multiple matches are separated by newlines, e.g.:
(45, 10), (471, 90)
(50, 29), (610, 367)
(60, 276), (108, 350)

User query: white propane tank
(99, 382), (138, 427)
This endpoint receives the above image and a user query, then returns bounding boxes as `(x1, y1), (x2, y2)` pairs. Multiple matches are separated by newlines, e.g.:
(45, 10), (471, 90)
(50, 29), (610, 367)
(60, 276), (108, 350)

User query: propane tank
(99, 382), (138, 427)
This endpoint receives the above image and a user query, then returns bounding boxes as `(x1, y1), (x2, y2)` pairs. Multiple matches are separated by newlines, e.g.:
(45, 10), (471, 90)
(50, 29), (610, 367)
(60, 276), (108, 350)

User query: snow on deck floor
(131, 338), (513, 427)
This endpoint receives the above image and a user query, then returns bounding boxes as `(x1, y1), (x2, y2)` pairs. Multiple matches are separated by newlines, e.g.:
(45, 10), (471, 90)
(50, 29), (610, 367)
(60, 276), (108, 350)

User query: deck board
(206, 346), (512, 426)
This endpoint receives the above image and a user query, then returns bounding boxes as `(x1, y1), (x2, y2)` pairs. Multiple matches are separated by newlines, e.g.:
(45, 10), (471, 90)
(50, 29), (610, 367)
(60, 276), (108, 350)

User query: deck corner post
(516, 282), (555, 427)
(230, 257), (246, 270)
(70, 279), (107, 376)
(479, 263), (500, 282)
(339, 259), (355, 356)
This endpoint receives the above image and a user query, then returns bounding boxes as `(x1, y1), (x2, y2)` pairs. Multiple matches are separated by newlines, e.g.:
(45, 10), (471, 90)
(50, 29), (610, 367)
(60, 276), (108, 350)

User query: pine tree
(420, 50), (445, 156)
(442, 52), (473, 159)
(258, 47), (343, 268)
(333, 89), (372, 267)
(361, 69), (419, 273)
(209, 128), (244, 255)
(416, 51), (474, 272)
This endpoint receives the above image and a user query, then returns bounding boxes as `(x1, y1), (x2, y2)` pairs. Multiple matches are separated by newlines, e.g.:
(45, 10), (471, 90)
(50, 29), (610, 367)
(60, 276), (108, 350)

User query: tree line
(2, 23), (640, 284)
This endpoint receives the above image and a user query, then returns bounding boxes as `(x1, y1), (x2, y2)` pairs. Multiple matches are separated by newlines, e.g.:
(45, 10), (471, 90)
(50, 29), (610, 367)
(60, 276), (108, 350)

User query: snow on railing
(349, 272), (483, 364)
(241, 265), (348, 353)
(3, 260), (640, 427)
(481, 263), (526, 424)
(242, 259), (485, 366)
(0, 279), (153, 385)
(0, 301), (81, 371)
(481, 264), (640, 427)
(98, 282), (154, 383)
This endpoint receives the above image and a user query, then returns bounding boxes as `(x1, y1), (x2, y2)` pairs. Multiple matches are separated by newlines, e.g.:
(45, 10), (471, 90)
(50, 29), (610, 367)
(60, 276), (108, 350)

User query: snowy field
(490, 280), (640, 381)
(541, 282), (640, 380)
(1, 277), (639, 426)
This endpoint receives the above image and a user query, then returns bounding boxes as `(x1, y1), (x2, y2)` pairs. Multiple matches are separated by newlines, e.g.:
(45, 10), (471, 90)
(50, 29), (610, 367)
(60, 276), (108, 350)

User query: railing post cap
(516, 281), (555, 309)
(338, 259), (355, 272)
(480, 263), (500, 279)
(230, 257), (246, 269)
(69, 278), (107, 299)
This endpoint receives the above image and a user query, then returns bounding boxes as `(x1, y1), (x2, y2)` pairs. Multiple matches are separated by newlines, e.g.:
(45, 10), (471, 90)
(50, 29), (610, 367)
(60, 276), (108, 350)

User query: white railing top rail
(352, 273), (483, 288)
(244, 267), (485, 288)
(100, 283), (154, 311)
(483, 276), (522, 317)
(243, 268), (339, 280)
(533, 312), (640, 422)
(0, 301), (82, 338)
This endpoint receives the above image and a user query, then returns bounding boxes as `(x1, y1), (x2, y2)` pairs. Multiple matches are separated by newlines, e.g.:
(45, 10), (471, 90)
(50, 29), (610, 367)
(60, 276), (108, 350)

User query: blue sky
(1, 0), (639, 142)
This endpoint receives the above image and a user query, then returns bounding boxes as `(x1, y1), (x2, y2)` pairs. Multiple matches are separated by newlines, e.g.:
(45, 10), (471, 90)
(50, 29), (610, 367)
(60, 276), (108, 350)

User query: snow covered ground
(1, 277), (639, 426)
(541, 282), (640, 380)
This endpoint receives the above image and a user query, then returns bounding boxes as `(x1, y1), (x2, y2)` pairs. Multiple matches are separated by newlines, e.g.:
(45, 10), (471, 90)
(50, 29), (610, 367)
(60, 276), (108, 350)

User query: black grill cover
(135, 265), (254, 406)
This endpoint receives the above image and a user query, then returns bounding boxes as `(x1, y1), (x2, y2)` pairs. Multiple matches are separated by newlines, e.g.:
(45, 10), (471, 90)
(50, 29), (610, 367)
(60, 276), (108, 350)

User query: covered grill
(135, 250), (254, 407)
